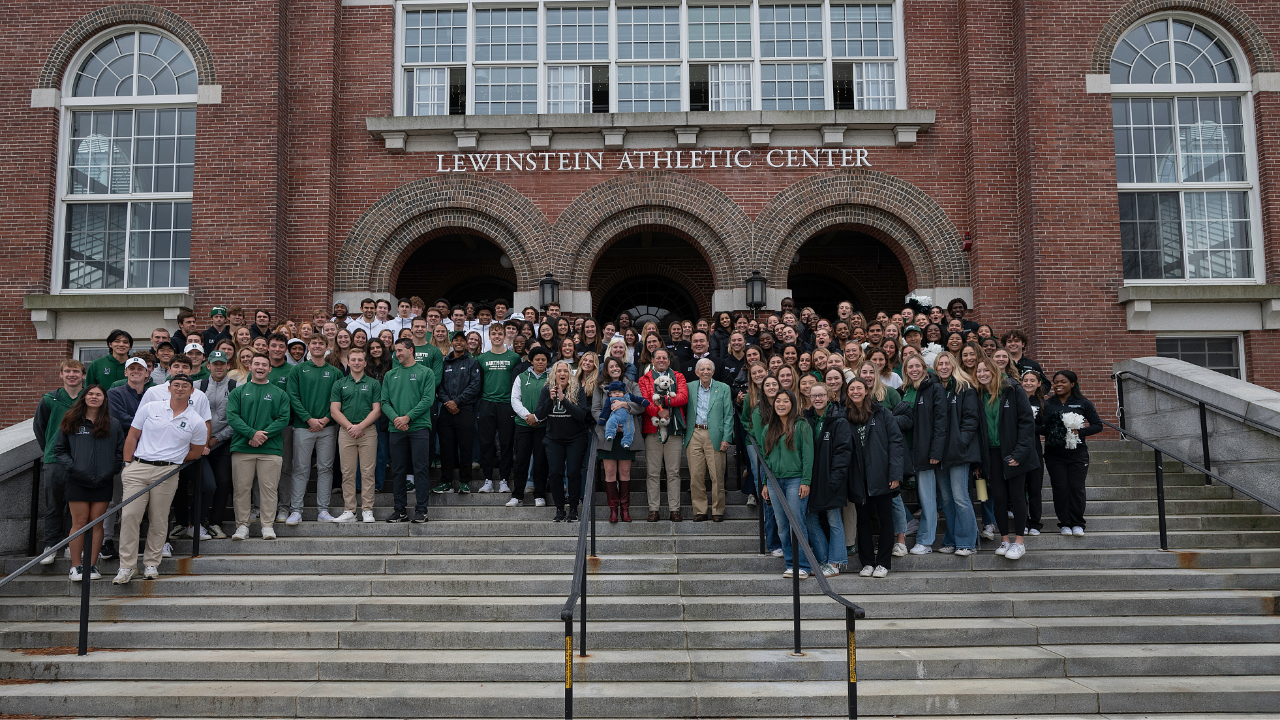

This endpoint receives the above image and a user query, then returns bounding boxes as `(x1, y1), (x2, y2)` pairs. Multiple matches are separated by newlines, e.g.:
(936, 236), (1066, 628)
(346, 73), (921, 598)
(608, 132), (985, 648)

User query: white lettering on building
(431, 148), (869, 173)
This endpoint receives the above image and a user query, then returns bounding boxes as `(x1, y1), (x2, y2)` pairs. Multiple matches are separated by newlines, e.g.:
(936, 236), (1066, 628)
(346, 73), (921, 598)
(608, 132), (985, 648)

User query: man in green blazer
(684, 358), (736, 521)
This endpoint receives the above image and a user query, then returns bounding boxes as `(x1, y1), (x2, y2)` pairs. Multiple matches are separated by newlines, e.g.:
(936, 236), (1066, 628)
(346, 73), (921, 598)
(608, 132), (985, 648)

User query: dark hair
(527, 346), (552, 361)
(1052, 369), (1084, 398)
(1001, 328), (1030, 346)
(764, 390), (799, 454)
(60, 385), (112, 438)
(948, 297), (969, 311)
(106, 329), (134, 347)
(268, 332), (290, 346)
(844, 378), (875, 424)
(170, 355), (193, 369)
(395, 338), (415, 350)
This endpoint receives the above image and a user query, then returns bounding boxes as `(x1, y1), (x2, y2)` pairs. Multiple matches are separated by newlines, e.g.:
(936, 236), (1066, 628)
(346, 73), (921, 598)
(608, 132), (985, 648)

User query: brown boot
(618, 480), (632, 522)
(606, 482), (620, 524)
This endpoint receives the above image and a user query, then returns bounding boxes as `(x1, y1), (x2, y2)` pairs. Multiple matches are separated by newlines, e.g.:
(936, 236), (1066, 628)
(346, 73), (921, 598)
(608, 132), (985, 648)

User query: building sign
(433, 148), (871, 173)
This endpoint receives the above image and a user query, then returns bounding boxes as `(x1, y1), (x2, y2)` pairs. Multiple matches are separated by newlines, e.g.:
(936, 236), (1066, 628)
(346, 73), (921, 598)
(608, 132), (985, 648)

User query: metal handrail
(0, 459), (196, 655)
(1114, 369), (1280, 438)
(559, 432), (598, 720)
(749, 434), (865, 719)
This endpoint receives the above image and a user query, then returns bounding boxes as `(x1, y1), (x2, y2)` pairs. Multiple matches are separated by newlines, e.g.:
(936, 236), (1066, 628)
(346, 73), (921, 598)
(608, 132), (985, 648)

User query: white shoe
(286, 512), (302, 526)
(249, 508), (260, 521)
(362, 511), (375, 523)
(770, 548), (784, 558)
(39, 547), (56, 565)
(891, 542), (908, 557)
(980, 524), (996, 541)
(821, 563), (840, 578)
(478, 480), (494, 493)
(938, 545), (956, 554)
(261, 526), (277, 540)
(64, 547), (71, 558)
(859, 565), (874, 577)
(796, 569), (809, 579)
(190, 526), (211, 541)
(746, 495), (757, 508)
(955, 547), (975, 556)
(499, 481), (511, 493)
(872, 565), (889, 579)
(1007, 510), (1015, 518)
(88, 566), (102, 580)
(143, 566), (159, 580)
(1005, 543), (1026, 560)
(112, 568), (134, 585)
(1027, 528), (1040, 536)
(316, 510), (335, 523)
(69, 565), (84, 581)
(909, 543), (932, 555)
(505, 498), (523, 507)
(1062, 526), (1073, 535)
(332, 511), (356, 523)
(231, 525), (250, 541)
(1072, 526), (1085, 536)
(162, 542), (172, 558)
(782, 567), (794, 578)
(276, 509), (289, 523)
(995, 541), (1010, 556)
(534, 498), (546, 507)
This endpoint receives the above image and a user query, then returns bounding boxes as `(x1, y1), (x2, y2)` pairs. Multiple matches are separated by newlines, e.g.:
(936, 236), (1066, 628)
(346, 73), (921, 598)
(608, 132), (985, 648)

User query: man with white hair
(684, 358), (735, 522)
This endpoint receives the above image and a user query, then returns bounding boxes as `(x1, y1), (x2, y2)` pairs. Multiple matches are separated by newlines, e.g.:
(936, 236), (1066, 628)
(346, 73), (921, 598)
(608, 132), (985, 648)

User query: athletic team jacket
(976, 379), (1041, 478)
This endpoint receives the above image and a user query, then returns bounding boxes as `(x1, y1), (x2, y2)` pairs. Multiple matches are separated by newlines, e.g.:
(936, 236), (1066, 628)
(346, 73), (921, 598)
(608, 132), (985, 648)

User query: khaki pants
(841, 502), (858, 546)
(118, 462), (181, 570)
(337, 429), (378, 512)
(232, 453), (282, 528)
(643, 431), (683, 513)
(686, 427), (726, 516)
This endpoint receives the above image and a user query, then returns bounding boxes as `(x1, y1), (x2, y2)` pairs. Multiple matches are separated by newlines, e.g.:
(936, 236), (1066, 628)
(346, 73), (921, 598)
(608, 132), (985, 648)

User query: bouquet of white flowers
(922, 342), (944, 369)
(1061, 412), (1086, 449)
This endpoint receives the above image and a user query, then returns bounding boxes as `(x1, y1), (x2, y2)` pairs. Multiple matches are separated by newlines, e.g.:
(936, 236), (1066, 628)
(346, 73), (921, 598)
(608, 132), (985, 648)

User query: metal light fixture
(539, 272), (561, 310)
(745, 270), (767, 316)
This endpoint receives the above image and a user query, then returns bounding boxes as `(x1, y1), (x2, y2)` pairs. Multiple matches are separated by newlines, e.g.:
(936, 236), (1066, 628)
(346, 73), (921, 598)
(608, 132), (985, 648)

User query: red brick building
(3, 0), (1279, 424)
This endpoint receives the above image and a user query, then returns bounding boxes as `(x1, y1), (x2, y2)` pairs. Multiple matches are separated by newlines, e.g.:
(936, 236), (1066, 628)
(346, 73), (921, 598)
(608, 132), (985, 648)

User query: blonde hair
(933, 351), (972, 391)
(975, 356), (1004, 406)
(857, 360), (888, 402)
(579, 352), (602, 397)
(552, 360), (580, 403)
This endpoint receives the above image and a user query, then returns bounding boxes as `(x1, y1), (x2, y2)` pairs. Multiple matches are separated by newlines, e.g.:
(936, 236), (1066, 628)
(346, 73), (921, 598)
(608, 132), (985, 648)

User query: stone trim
(1090, 0), (1275, 75)
(38, 4), (218, 89)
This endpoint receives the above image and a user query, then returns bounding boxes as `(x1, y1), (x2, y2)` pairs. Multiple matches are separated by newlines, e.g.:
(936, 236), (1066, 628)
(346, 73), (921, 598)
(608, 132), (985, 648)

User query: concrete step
(1041, 484), (1235, 501)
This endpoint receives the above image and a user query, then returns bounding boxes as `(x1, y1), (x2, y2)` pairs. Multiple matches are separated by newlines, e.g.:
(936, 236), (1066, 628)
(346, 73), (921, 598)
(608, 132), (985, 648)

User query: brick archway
(1089, 0), (1275, 74)
(552, 171), (751, 291)
(754, 170), (967, 291)
(336, 175), (547, 294)
(590, 262), (714, 322)
(39, 4), (218, 89)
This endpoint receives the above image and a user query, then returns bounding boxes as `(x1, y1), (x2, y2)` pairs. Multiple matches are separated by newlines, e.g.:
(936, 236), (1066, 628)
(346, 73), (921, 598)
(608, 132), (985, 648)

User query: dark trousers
(1024, 463), (1044, 531)
(1047, 449), (1089, 529)
(511, 425), (548, 500)
(436, 404), (477, 483)
(856, 494), (895, 570)
(171, 458), (216, 529)
(390, 428), (432, 514)
(546, 434), (587, 510)
(477, 400), (515, 483)
(986, 446), (1027, 537)
(206, 443), (233, 526)
(42, 463), (70, 548)
(732, 413), (752, 495)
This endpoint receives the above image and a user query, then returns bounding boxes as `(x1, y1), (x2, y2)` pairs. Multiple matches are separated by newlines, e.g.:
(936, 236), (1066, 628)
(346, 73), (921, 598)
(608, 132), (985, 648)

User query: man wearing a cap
(285, 336), (342, 524)
(202, 306), (232, 355)
(102, 353), (158, 559)
(226, 354), (292, 540)
(197, 351), (236, 538)
(113, 373), (207, 584)
(382, 338), (437, 523)
(85, 330), (133, 391)
(151, 341), (175, 385)
(181, 343), (209, 382)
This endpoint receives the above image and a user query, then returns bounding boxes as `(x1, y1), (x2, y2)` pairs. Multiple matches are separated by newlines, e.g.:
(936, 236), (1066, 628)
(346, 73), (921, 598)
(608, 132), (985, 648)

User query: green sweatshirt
(512, 368), (549, 428)
(762, 420), (814, 485)
(34, 387), (82, 464)
(878, 386), (902, 410)
(85, 354), (125, 390)
(381, 361), (436, 432)
(983, 391), (1001, 447)
(267, 362), (292, 392)
(226, 380), (292, 455)
(412, 342), (444, 388)
(288, 361), (341, 428)
(477, 349), (520, 403)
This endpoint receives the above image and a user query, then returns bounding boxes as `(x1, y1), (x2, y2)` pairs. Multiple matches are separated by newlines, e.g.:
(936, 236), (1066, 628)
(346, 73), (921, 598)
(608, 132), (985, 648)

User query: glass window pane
(474, 66), (538, 114)
(761, 62), (825, 110)
(689, 5), (752, 59)
(404, 10), (467, 64)
(831, 4), (893, 57)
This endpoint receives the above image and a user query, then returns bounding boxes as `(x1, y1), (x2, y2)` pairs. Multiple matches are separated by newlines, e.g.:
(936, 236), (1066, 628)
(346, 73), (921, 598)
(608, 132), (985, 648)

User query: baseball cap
(208, 351), (230, 364)
(155, 341), (176, 352)
(210, 306), (228, 317)
(124, 357), (148, 370)
(904, 325), (923, 335)
(169, 373), (193, 385)
(184, 343), (205, 354)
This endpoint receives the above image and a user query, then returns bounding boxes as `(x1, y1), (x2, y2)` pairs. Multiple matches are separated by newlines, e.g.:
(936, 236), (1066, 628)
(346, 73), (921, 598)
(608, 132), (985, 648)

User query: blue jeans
(980, 497), (996, 528)
(938, 463), (978, 550)
(915, 467), (940, 546)
(891, 495), (909, 535)
(747, 445), (782, 553)
(805, 507), (847, 566)
(604, 408), (635, 447)
(768, 476), (810, 572)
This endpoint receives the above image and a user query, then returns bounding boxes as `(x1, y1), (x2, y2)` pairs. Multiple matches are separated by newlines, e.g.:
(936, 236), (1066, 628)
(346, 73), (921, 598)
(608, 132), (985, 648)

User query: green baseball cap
(208, 350), (230, 363)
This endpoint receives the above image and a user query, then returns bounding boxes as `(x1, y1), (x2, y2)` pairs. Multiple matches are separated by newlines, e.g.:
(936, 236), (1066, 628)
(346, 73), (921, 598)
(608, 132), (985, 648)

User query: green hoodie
(381, 360), (436, 432)
(287, 360), (341, 428)
(762, 419), (814, 485)
(34, 387), (83, 464)
(85, 354), (125, 391)
(226, 380), (292, 455)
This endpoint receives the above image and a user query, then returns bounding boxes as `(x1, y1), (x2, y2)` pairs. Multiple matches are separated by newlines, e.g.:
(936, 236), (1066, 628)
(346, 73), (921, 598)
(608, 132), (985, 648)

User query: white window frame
(52, 25), (198, 295)
(1112, 12), (1264, 286)
(73, 342), (110, 364)
(826, 0), (905, 108)
(1153, 332), (1246, 381)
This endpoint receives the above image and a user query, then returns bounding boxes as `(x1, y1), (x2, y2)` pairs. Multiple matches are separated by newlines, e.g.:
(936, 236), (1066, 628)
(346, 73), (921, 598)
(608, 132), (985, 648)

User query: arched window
(57, 29), (197, 292)
(1110, 17), (1259, 283)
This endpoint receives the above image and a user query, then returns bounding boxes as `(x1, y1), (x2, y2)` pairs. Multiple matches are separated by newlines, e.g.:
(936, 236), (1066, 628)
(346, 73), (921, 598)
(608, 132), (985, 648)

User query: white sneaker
(64, 547), (71, 558)
(909, 543), (933, 555)
(859, 565), (874, 577)
(872, 565), (889, 578)
(89, 566), (102, 580)
(1005, 543), (1026, 560)
(505, 498), (523, 507)
(746, 495), (757, 508)
(499, 481), (511, 493)
(980, 524), (996, 541)
(276, 508), (289, 523)
(231, 525), (250, 541)
(534, 498), (546, 507)
(995, 541), (1011, 556)
(143, 566), (159, 579)
(782, 567), (794, 578)
(39, 547), (56, 565)
(939, 545), (956, 554)
(821, 563), (840, 578)
(112, 568), (134, 585)
(770, 548), (784, 558)
(286, 512), (302, 526)
(332, 511), (356, 523)
(891, 542), (908, 557)
(955, 547), (975, 557)
(1061, 526), (1073, 535)
(797, 569), (809, 579)
(69, 565), (83, 581)
(191, 526), (211, 541)
(1072, 526), (1085, 536)
(162, 542), (172, 558)
(1007, 510), (1015, 518)
(316, 510), (335, 523)
(478, 480), (494, 493)
(362, 511), (375, 523)
(1027, 528), (1040, 536)
(261, 526), (277, 540)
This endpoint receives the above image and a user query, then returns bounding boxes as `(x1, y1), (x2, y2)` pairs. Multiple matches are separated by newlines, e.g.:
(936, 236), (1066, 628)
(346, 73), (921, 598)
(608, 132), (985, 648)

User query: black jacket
(889, 399), (915, 479)
(1041, 393), (1104, 457)
(437, 351), (482, 407)
(977, 380), (1041, 478)
(848, 404), (906, 504)
(940, 379), (983, 468)
(55, 418), (125, 490)
(680, 353), (724, 386)
(895, 376), (948, 473)
(804, 405), (852, 512)
(709, 327), (733, 359)
(534, 383), (593, 442)
(719, 351), (748, 388)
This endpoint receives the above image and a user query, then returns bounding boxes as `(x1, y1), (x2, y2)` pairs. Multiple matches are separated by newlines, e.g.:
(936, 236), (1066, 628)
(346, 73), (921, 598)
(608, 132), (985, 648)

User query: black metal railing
(1, 460), (196, 656)
(559, 433), (599, 720)
(748, 435), (866, 719)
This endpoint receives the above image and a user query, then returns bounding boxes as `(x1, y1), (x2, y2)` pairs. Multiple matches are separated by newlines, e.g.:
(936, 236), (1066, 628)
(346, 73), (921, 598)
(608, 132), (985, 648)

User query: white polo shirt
(140, 382), (212, 422)
(131, 399), (209, 463)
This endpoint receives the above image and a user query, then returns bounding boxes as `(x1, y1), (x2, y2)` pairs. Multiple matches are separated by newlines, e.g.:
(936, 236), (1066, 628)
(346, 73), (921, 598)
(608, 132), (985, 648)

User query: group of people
(33, 294), (1103, 585)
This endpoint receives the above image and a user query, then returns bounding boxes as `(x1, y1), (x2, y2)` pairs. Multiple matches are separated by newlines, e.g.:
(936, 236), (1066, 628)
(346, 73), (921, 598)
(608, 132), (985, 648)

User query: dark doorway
(590, 231), (714, 324)
(395, 233), (516, 306)
(597, 275), (700, 329)
(788, 273), (860, 320)
(787, 229), (908, 318)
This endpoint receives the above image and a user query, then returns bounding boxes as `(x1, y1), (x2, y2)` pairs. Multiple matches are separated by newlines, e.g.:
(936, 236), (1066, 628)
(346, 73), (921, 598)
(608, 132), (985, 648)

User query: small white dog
(652, 374), (677, 443)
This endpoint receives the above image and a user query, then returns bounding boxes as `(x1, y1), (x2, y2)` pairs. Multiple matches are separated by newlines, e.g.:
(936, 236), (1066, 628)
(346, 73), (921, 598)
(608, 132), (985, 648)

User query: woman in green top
(758, 390), (814, 578)
(974, 356), (1039, 561)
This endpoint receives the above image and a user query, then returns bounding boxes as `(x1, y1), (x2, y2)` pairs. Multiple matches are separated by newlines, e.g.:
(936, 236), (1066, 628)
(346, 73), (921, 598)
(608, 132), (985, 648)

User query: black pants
(172, 457), (216, 529)
(1024, 462), (1044, 531)
(476, 400), (515, 483)
(546, 434), (587, 510)
(390, 428), (432, 514)
(436, 404), (477, 483)
(206, 443), (233, 526)
(856, 494), (895, 570)
(1046, 449), (1089, 529)
(986, 446), (1027, 537)
(511, 425), (548, 500)
(42, 463), (70, 548)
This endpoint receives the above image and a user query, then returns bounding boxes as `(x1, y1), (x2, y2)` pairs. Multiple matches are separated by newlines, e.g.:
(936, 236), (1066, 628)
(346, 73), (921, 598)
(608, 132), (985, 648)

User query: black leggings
(856, 494), (895, 570)
(987, 446), (1027, 538)
(1023, 463), (1044, 531)
(1046, 450), (1089, 528)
